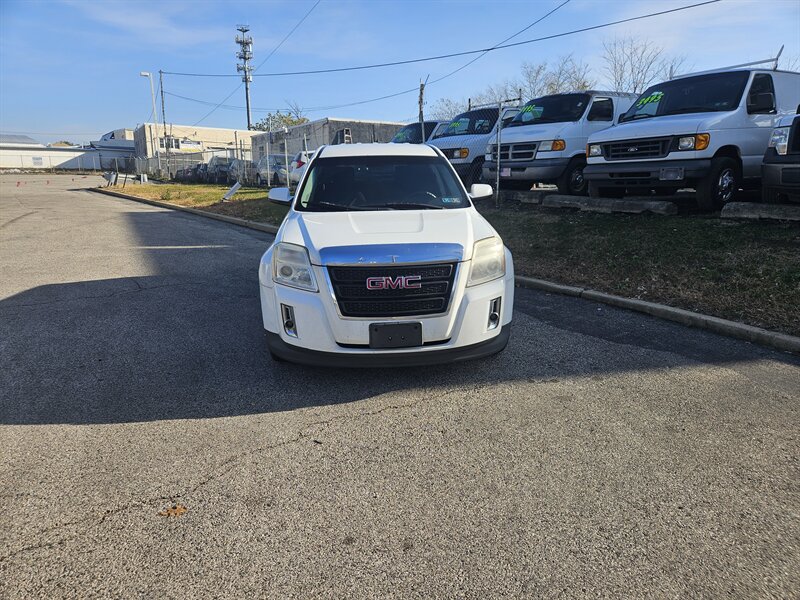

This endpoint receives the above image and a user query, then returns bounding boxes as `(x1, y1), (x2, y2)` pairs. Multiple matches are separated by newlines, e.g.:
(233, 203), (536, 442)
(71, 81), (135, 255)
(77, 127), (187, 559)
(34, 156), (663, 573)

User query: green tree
(253, 107), (309, 132)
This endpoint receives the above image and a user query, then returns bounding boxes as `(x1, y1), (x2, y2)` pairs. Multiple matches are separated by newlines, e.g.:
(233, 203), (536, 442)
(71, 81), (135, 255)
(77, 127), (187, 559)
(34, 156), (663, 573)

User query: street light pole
(139, 71), (161, 172)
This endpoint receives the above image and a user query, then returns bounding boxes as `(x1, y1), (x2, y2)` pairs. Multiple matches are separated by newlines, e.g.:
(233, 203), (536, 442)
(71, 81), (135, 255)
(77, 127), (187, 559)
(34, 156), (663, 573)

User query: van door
(583, 97), (615, 144)
(742, 73), (778, 178)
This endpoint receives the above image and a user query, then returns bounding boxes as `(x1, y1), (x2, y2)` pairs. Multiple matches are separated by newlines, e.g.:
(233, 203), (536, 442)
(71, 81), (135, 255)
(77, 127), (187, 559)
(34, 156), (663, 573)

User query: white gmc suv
(259, 143), (514, 367)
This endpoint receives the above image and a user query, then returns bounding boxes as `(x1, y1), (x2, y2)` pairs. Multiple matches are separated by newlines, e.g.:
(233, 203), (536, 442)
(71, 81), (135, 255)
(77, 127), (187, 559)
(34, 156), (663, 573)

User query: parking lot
(2, 174), (799, 598)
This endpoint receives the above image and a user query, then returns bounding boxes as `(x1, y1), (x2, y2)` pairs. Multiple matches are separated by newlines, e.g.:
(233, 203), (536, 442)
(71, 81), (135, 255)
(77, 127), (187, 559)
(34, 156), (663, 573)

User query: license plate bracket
(659, 167), (684, 181)
(369, 322), (422, 349)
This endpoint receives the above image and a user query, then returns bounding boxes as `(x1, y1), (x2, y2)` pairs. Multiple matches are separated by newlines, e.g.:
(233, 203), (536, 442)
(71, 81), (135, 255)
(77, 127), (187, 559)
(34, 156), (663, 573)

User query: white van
(584, 63), (800, 209)
(482, 91), (637, 193)
(430, 105), (520, 185)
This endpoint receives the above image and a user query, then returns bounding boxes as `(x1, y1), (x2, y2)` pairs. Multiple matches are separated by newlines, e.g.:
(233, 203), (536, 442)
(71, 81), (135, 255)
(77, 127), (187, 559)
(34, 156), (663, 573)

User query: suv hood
(589, 113), (730, 142)
(279, 209), (496, 265)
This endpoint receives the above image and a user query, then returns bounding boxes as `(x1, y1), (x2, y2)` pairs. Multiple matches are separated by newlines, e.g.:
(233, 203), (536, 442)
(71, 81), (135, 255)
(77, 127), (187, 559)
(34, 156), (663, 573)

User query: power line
(164, 0), (568, 117)
(192, 0), (321, 126)
(163, 0), (721, 79)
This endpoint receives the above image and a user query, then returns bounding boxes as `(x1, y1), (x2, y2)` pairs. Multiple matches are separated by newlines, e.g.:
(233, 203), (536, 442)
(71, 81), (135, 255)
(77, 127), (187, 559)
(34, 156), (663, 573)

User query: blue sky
(1, 0), (798, 144)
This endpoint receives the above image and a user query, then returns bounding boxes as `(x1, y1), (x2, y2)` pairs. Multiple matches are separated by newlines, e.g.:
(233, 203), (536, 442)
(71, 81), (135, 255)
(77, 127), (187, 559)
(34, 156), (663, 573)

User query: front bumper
(584, 158), (712, 188)
(483, 158), (569, 182)
(259, 250), (515, 366)
(762, 155), (800, 196)
(266, 324), (510, 367)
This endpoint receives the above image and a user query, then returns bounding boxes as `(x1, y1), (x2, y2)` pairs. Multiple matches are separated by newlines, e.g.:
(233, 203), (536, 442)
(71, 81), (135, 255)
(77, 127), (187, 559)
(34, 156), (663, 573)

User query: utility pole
(139, 72), (160, 173)
(418, 78), (427, 144)
(159, 70), (169, 176)
(236, 25), (254, 130)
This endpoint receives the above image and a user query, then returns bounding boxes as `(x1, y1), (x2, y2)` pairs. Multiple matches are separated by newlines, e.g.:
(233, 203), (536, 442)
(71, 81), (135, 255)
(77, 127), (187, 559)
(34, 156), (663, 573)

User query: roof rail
(669, 46), (784, 80)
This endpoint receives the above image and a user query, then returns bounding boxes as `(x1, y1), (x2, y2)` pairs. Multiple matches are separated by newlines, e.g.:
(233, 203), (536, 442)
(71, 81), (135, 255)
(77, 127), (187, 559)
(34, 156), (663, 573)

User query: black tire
(588, 181), (626, 199)
(696, 157), (740, 211)
(556, 157), (588, 196)
(465, 158), (484, 186)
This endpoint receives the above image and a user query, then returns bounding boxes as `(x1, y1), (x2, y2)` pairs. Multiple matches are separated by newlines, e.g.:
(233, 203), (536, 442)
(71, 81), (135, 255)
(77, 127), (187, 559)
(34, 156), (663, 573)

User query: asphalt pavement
(1, 174), (798, 598)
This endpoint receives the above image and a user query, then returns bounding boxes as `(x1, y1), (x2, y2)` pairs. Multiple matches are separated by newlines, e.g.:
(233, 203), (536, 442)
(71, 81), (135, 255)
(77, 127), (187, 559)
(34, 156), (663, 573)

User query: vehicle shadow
(1, 207), (797, 426)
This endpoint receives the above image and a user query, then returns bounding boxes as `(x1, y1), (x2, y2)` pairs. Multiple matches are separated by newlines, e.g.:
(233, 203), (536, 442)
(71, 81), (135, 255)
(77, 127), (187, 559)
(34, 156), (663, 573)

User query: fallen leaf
(158, 504), (188, 517)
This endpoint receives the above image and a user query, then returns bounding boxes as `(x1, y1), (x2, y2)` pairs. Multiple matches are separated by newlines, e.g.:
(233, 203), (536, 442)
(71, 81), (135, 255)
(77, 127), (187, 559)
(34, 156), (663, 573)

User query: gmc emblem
(366, 275), (422, 290)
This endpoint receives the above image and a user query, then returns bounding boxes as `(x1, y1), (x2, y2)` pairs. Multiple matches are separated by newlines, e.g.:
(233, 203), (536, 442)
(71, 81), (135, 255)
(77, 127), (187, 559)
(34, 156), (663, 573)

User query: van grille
(328, 263), (457, 317)
(489, 143), (537, 161)
(603, 137), (670, 160)
(789, 118), (800, 154)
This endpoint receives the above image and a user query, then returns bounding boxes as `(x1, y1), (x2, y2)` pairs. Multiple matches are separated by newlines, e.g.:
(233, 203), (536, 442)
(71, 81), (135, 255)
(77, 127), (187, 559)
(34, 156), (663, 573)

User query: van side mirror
(748, 92), (775, 114)
(268, 187), (291, 205)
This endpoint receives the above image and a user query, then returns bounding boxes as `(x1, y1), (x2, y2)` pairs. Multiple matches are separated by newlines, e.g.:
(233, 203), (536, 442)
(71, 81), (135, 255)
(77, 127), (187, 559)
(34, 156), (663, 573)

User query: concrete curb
(516, 275), (800, 354)
(91, 187), (798, 355)
(721, 202), (800, 222)
(90, 188), (280, 234)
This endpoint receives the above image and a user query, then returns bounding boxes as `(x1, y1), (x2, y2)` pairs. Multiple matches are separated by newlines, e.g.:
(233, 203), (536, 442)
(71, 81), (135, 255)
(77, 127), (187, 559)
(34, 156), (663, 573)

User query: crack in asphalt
(0, 211), (37, 229)
(0, 384), (473, 563)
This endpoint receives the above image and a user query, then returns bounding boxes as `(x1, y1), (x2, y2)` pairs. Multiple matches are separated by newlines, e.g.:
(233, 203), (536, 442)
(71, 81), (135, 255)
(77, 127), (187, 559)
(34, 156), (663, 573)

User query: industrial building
(0, 132), (134, 171)
(251, 118), (405, 162)
(133, 123), (258, 159)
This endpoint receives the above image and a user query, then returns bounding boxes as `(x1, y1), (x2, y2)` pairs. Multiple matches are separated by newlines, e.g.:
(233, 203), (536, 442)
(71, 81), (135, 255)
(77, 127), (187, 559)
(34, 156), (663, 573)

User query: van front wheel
(696, 157), (740, 211)
(556, 157), (588, 196)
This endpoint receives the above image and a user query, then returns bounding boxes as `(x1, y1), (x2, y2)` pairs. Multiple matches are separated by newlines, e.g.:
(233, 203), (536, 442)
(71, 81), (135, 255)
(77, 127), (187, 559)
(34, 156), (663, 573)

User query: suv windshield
(295, 155), (470, 212)
(433, 108), (499, 138)
(620, 71), (750, 122)
(507, 93), (591, 127)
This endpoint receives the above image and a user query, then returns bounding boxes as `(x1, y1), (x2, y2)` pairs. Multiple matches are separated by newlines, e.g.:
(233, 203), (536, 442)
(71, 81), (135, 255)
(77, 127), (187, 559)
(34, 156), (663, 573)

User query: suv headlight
(768, 126), (790, 155)
(588, 144), (602, 157)
(538, 139), (566, 152)
(454, 148), (469, 159)
(272, 242), (318, 292)
(468, 237), (505, 287)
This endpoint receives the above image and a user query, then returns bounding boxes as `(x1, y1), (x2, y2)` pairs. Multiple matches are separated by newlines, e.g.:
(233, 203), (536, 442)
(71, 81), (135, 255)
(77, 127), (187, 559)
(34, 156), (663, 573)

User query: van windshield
(620, 71), (750, 122)
(295, 155), (470, 212)
(507, 94), (591, 127)
(392, 122), (439, 143)
(433, 108), (499, 138)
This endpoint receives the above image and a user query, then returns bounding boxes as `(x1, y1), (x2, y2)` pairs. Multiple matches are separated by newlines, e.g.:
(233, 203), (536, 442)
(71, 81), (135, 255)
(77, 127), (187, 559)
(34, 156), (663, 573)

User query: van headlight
(538, 139), (566, 152)
(588, 144), (602, 157)
(677, 133), (710, 151)
(768, 127), (790, 155)
(272, 242), (318, 292)
(468, 237), (506, 287)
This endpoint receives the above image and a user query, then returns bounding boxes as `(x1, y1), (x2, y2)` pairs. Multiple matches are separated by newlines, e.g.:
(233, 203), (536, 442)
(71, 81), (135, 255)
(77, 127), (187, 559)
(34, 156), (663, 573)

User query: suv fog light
(488, 297), (502, 330)
(281, 304), (298, 337)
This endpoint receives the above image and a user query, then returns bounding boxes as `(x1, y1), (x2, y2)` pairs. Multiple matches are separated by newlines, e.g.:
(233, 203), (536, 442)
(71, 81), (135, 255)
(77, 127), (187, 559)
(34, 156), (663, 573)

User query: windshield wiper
(376, 202), (445, 210)
(307, 201), (375, 212)
(620, 113), (655, 123)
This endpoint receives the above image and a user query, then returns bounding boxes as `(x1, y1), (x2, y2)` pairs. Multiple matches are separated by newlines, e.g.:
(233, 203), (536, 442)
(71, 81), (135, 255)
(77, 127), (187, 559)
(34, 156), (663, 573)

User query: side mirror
(469, 183), (493, 200)
(748, 92), (775, 114)
(268, 187), (291, 205)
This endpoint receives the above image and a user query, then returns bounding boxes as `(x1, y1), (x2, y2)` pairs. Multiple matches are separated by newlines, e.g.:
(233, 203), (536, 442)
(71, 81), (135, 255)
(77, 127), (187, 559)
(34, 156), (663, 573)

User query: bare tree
(543, 54), (594, 94)
(602, 37), (684, 93)
(782, 54), (800, 72)
(428, 98), (468, 120)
